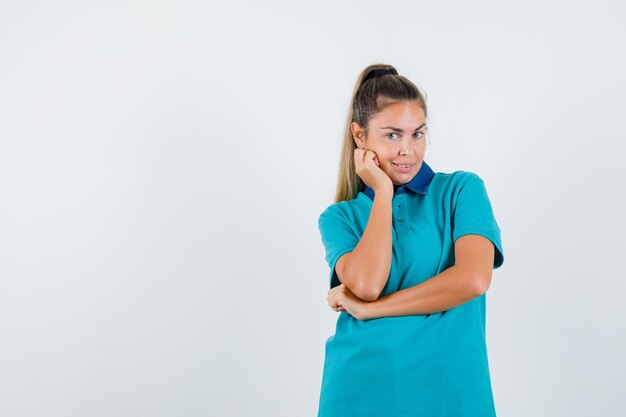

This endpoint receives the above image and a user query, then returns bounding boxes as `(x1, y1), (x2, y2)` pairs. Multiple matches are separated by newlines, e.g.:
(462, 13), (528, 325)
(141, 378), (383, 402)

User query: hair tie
(364, 68), (395, 83)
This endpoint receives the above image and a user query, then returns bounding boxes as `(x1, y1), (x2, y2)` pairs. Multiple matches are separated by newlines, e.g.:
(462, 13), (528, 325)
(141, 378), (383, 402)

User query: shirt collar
(361, 160), (435, 200)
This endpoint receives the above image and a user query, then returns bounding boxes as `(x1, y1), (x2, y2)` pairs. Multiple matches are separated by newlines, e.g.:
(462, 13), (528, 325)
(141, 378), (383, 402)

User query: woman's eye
(386, 131), (425, 140)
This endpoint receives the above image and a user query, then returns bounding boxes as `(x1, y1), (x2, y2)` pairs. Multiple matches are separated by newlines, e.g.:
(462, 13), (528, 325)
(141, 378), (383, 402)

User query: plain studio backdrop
(1, 1), (624, 416)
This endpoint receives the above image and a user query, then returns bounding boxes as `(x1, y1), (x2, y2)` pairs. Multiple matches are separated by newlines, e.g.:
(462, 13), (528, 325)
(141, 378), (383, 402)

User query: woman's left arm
(362, 234), (495, 320)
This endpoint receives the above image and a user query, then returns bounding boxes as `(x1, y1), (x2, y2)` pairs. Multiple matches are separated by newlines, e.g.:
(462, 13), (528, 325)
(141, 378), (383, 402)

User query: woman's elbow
(352, 282), (381, 302)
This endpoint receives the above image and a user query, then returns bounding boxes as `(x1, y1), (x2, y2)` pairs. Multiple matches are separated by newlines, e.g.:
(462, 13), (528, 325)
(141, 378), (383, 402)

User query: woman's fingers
(327, 292), (343, 311)
(363, 149), (380, 168)
(327, 285), (346, 312)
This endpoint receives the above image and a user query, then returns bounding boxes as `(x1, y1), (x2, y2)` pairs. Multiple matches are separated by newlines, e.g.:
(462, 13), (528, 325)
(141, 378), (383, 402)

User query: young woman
(317, 64), (505, 417)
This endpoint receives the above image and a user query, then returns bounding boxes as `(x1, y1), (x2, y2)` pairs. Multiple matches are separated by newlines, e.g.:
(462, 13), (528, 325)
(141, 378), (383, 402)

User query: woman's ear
(351, 122), (365, 149)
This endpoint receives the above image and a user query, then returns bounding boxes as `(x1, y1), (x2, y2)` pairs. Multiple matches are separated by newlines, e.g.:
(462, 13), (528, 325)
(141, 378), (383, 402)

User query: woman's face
(352, 100), (427, 186)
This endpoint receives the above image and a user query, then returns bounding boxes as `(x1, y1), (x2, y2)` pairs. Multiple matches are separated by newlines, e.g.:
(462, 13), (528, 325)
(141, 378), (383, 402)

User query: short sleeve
(317, 206), (360, 289)
(452, 173), (504, 269)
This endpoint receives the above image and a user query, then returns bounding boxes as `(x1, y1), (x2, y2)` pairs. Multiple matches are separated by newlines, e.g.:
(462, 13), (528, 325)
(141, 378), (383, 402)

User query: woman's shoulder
(319, 199), (354, 217)
(318, 195), (366, 224)
(429, 170), (488, 196)
(434, 169), (483, 183)
(433, 170), (483, 186)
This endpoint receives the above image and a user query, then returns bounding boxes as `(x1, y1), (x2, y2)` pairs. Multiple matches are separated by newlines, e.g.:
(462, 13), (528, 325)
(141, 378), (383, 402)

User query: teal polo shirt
(316, 161), (504, 417)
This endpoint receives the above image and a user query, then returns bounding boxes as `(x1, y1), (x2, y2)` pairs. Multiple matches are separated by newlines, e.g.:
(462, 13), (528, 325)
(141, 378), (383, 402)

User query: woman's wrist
(361, 299), (379, 321)
(372, 185), (393, 199)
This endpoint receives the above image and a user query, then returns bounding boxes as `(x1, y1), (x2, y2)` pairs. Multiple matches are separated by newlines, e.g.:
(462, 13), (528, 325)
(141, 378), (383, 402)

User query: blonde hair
(333, 63), (428, 203)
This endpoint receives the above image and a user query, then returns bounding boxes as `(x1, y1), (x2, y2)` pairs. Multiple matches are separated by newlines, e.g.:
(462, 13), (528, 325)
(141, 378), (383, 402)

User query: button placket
(393, 195), (409, 234)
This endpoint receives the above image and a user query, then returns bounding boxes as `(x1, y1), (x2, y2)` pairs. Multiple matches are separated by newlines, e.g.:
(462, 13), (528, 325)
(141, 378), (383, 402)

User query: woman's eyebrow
(379, 123), (426, 132)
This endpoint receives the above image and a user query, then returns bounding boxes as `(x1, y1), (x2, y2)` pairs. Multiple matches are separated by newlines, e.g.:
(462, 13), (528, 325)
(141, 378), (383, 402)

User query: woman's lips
(392, 162), (413, 172)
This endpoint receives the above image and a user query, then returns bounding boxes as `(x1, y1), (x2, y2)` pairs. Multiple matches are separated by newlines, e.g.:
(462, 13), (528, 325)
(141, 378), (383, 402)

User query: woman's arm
(361, 234), (495, 319)
(338, 188), (394, 302)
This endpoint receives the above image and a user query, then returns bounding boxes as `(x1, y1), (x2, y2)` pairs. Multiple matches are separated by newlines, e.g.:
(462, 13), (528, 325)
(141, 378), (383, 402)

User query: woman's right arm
(335, 188), (393, 302)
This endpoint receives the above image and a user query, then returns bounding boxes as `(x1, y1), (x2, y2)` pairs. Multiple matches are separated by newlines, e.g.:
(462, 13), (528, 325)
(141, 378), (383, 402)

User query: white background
(1, 1), (624, 416)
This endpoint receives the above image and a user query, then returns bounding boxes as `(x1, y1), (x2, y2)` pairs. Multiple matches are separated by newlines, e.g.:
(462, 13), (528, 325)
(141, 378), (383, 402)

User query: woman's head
(334, 64), (429, 203)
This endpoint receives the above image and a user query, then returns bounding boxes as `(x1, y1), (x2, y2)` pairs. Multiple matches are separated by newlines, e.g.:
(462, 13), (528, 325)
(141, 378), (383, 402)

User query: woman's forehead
(371, 102), (425, 127)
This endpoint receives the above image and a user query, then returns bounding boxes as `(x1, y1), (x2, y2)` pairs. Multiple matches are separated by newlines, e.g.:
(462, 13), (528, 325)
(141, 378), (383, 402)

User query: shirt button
(398, 218), (404, 222)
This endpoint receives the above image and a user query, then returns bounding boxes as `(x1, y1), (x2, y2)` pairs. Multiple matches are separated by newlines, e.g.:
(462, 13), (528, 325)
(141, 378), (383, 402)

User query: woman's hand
(354, 149), (393, 195)
(327, 283), (371, 321)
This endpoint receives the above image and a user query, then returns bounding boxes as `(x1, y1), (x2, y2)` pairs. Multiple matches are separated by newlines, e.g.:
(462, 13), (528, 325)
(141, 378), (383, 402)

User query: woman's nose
(399, 139), (412, 155)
